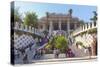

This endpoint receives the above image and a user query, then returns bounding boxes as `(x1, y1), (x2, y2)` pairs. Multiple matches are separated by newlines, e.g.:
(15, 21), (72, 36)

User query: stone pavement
(41, 54), (66, 59)
(32, 56), (97, 64)
(15, 52), (97, 64)
(69, 44), (90, 57)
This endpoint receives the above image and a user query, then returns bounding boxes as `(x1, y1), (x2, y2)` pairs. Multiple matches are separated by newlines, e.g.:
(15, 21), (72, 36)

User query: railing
(14, 22), (44, 36)
(73, 22), (97, 36)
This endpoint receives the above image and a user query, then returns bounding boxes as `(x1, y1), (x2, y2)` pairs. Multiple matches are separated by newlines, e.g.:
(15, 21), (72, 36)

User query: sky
(15, 1), (97, 22)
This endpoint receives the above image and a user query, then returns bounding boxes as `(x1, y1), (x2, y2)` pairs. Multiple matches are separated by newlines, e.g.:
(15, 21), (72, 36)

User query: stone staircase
(69, 44), (90, 57)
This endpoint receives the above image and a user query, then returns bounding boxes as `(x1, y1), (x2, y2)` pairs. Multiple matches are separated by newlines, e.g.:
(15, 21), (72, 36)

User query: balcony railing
(14, 22), (44, 37)
(73, 22), (97, 36)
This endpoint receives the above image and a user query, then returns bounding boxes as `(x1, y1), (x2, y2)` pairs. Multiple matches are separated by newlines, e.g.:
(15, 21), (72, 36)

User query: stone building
(38, 12), (83, 35)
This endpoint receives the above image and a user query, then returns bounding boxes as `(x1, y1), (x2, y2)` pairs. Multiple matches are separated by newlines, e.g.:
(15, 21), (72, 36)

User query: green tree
(55, 35), (68, 52)
(68, 9), (73, 17)
(45, 35), (68, 53)
(24, 12), (38, 28)
(90, 11), (97, 26)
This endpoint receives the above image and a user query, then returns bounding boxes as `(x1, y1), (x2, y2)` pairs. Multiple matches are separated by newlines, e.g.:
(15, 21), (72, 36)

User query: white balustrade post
(15, 22), (18, 29)
(17, 22), (19, 29)
(92, 22), (94, 28)
(29, 26), (32, 32)
(25, 25), (28, 31)
(32, 27), (34, 33)
(20, 23), (23, 30)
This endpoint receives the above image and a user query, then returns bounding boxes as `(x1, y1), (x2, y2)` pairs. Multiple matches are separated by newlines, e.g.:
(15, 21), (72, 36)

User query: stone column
(43, 24), (46, 31)
(59, 20), (61, 30)
(49, 20), (53, 35)
(67, 19), (70, 35)
(67, 19), (71, 45)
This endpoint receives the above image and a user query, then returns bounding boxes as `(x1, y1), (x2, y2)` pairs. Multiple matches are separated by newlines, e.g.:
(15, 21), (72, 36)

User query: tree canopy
(68, 9), (73, 16)
(90, 11), (97, 23)
(55, 35), (68, 52)
(24, 12), (38, 27)
(46, 35), (68, 52)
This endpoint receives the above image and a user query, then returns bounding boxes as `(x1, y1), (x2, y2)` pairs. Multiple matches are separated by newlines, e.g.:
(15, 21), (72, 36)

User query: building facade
(38, 12), (83, 35)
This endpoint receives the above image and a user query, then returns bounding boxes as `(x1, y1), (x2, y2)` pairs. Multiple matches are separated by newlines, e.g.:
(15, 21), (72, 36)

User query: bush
(45, 35), (68, 53)
(88, 28), (97, 34)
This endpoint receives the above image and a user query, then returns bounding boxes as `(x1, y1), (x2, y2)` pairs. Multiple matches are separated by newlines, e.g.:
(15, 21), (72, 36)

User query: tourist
(65, 48), (73, 57)
(33, 49), (38, 59)
(65, 48), (69, 57)
(53, 48), (60, 58)
(38, 50), (41, 59)
(53, 48), (57, 58)
(88, 47), (92, 58)
(23, 54), (28, 64)
(56, 48), (60, 58)
(40, 49), (43, 56)
(42, 49), (46, 55)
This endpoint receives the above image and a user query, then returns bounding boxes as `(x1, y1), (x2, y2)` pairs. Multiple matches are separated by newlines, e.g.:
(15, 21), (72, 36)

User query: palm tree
(50, 35), (68, 53)
(46, 12), (49, 22)
(68, 9), (73, 17)
(24, 11), (38, 37)
(55, 35), (68, 53)
(90, 11), (97, 26)
(24, 12), (38, 27)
